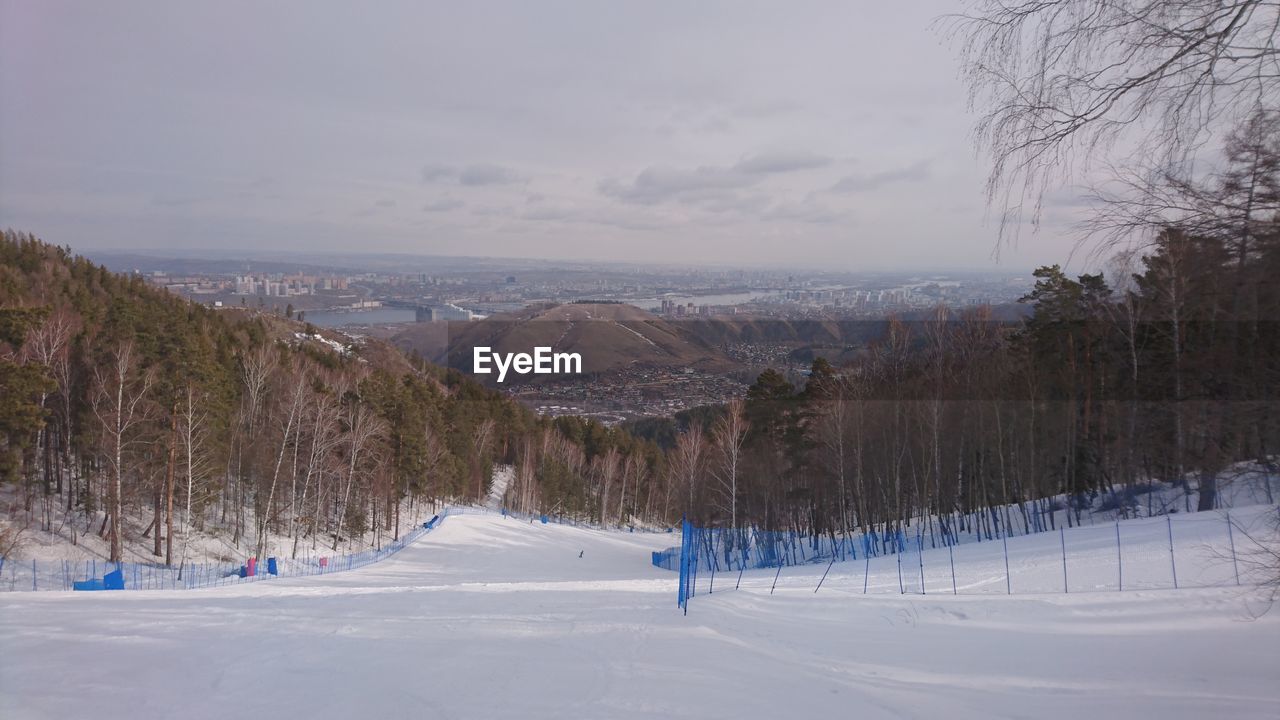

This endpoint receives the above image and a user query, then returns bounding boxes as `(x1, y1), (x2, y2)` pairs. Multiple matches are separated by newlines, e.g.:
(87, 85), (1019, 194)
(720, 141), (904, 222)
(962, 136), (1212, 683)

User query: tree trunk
(165, 412), (177, 566)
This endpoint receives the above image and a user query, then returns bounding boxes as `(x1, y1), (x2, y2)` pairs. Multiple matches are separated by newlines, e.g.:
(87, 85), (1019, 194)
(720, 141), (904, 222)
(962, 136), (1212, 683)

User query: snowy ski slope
(1, 509), (1277, 719)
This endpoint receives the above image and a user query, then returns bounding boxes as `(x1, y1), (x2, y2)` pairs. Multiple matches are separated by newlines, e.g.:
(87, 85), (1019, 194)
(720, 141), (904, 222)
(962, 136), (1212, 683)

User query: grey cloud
(471, 205), (512, 218)
(420, 163), (525, 186)
(830, 160), (931, 193)
(599, 165), (753, 205)
(521, 206), (572, 221)
(733, 100), (801, 119)
(555, 206), (668, 232)
(472, 198), (669, 232)
(734, 151), (830, 174)
(764, 200), (849, 225)
(600, 152), (830, 205)
(700, 192), (773, 216)
(694, 117), (733, 135)
(420, 164), (456, 183)
(459, 164), (524, 186)
(423, 197), (464, 212)
(151, 193), (203, 207)
(375, 199), (397, 208)
(1, 1), (1079, 269)
(601, 217), (663, 232)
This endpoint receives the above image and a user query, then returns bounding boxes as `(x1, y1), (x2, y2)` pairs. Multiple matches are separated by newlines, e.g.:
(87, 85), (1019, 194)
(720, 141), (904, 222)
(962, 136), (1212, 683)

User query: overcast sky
(0, 1), (1086, 271)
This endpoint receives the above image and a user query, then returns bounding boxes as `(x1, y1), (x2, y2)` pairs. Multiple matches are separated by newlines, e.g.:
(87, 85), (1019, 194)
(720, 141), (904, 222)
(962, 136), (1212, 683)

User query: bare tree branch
(943, 0), (1280, 248)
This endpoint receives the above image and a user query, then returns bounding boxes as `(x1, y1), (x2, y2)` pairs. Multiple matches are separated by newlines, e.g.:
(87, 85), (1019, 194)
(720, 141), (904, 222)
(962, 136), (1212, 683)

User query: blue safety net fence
(2, 504), (672, 593)
(498, 507), (596, 528)
(499, 506), (676, 535)
(657, 498), (1107, 578)
(0, 506), (473, 592)
(668, 505), (1276, 613)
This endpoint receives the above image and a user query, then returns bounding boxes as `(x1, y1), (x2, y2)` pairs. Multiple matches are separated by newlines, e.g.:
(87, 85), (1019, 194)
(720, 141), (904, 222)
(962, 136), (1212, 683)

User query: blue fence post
(1001, 527), (1011, 595)
(689, 530), (699, 600)
(896, 542), (904, 594)
(862, 544), (870, 594)
(947, 540), (956, 595)
(677, 517), (690, 613)
(770, 550), (784, 595)
(1226, 511), (1240, 586)
(916, 528), (926, 595)
(735, 529), (747, 590)
(1116, 519), (1123, 591)
(707, 533), (717, 595)
(815, 547), (837, 594)
(1166, 514), (1178, 589)
(1060, 526), (1068, 593)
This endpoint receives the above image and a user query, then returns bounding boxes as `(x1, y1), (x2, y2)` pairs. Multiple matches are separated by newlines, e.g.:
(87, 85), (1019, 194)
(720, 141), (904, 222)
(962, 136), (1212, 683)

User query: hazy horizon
(80, 245), (1042, 276)
(1, 2), (1091, 272)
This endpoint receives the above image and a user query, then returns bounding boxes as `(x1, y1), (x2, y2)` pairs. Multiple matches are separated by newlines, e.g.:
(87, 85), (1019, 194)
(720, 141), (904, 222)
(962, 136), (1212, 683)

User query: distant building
(417, 303), (474, 322)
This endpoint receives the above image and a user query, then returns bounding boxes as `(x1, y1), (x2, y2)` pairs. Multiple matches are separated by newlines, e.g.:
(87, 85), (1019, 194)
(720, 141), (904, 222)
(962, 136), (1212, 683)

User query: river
(303, 307), (418, 327)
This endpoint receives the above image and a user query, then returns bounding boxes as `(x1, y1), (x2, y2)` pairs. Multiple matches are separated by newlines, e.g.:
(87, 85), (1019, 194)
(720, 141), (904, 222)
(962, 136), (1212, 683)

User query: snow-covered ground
(2, 510), (1277, 719)
(680, 506), (1277, 598)
(0, 483), (450, 568)
(486, 464), (514, 510)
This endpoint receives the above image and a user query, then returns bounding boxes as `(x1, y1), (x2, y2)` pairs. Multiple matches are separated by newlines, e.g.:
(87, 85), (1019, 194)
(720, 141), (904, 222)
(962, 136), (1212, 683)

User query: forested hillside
(646, 112), (1280, 540)
(654, 231), (1279, 539)
(0, 233), (666, 563)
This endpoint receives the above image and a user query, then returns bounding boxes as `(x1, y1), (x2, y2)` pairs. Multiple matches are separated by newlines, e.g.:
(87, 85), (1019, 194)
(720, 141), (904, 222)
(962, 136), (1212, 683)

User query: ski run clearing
(2, 508), (1278, 720)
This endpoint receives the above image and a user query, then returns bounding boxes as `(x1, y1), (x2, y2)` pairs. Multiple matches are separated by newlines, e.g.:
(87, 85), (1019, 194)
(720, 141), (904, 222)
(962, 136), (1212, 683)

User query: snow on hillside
(0, 462), (532, 566)
(2, 509), (1277, 719)
(0, 484), (446, 568)
(486, 464), (514, 510)
(769, 503), (1278, 595)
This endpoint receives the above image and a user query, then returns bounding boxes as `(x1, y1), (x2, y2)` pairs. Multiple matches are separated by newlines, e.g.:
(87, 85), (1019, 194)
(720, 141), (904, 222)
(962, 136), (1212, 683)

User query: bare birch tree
(946, 0), (1280, 243)
(256, 365), (308, 559)
(91, 340), (154, 562)
(19, 307), (74, 530)
(333, 389), (384, 551)
(710, 399), (749, 529)
(672, 425), (707, 518)
(176, 382), (214, 570)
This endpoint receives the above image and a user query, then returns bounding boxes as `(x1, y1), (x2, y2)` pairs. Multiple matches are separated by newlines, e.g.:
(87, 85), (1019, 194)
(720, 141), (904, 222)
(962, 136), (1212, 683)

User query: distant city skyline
(1, 1), (1092, 272)
(85, 245), (1043, 276)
